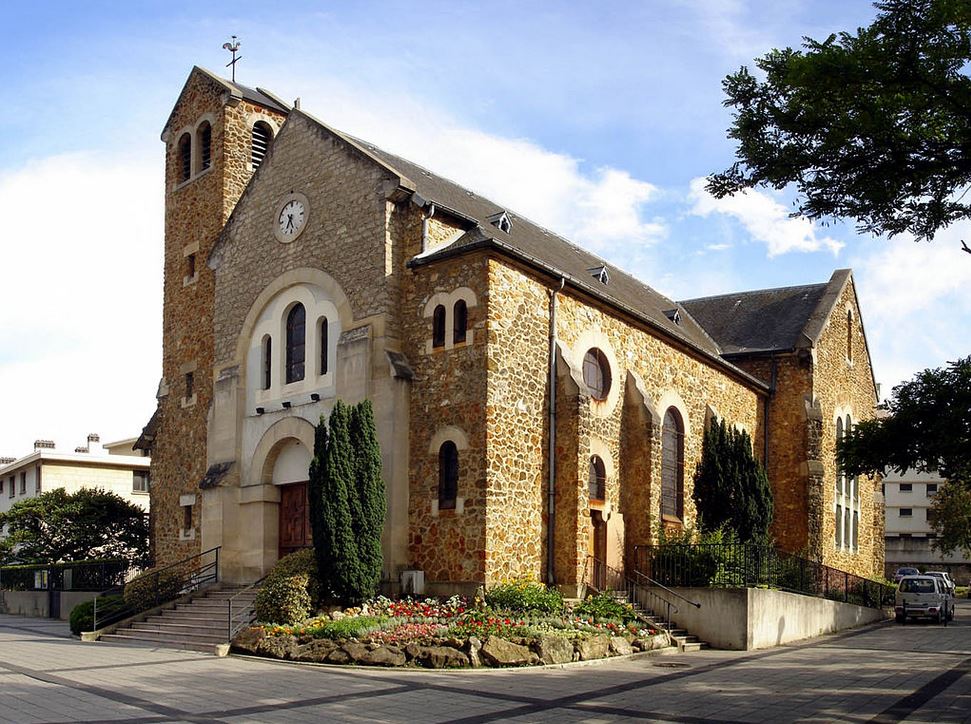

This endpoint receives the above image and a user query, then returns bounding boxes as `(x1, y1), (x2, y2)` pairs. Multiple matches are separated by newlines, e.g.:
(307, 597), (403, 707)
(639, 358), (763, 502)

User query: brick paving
(2, 601), (971, 723)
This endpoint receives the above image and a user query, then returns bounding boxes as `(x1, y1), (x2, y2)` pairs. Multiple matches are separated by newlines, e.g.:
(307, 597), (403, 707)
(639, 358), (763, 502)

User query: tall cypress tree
(308, 414), (330, 597)
(349, 400), (386, 599)
(318, 400), (360, 603)
(693, 417), (774, 542)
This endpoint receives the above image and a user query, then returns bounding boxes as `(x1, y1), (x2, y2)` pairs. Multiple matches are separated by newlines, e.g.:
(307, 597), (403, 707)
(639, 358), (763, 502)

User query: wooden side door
(279, 481), (311, 559)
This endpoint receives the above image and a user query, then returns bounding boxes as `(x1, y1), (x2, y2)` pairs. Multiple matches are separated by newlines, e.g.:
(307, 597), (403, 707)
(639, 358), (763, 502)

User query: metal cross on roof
(222, 35), (242, 82)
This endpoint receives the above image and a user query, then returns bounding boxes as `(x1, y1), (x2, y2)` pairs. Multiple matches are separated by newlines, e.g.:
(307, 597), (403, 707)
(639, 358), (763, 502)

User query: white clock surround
(273, 192), (310, 243)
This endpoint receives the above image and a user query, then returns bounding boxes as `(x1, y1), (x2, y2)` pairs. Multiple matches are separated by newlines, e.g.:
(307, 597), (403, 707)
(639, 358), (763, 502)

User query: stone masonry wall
(152, 70), (285, 566)
(811, 278), (882, 578)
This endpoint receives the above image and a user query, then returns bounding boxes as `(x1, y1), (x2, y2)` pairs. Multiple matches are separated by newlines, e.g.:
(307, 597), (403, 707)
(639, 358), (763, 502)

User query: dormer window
(488, 211), (512, 234)
(664, 308), (682, 326)
(252, 121), (273, 169)
(587, 265), (610, 285)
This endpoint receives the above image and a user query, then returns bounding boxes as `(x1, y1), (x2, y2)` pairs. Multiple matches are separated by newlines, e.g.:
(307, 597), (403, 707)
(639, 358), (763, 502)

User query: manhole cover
(653, 662), (690, 668)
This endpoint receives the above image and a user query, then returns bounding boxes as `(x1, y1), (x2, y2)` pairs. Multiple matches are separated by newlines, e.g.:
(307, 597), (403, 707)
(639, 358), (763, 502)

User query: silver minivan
(895, 575), (953, 624)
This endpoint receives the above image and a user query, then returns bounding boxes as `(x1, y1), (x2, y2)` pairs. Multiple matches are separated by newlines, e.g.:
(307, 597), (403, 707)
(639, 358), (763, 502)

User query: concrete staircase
(99, 585), (258, 654)
(609, 590), (710, 652)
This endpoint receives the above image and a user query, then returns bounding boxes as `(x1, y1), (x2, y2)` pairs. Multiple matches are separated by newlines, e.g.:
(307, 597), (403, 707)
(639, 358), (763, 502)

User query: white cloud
(687, 177), (844, 256)
(282, 75), (667, 253)
(852, 229), (971, 394)
(0, 153), (162, 455)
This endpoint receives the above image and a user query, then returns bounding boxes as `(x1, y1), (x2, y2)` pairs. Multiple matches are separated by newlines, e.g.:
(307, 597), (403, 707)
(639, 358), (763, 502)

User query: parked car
(893, 567), (920, 584)
(896, 575), (953, 624)
(925, 571), (955, 595)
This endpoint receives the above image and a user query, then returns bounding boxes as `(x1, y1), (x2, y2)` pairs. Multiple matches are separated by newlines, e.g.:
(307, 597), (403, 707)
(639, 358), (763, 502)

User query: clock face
(278, 199), (306, 238)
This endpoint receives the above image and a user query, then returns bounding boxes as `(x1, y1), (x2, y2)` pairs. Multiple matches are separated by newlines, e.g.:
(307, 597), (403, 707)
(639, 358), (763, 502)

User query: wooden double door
(279, 481), (312, 559)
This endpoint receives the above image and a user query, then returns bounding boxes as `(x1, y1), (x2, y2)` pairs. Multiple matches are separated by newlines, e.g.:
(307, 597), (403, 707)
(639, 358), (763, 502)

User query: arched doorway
(270, 438), (313, 559)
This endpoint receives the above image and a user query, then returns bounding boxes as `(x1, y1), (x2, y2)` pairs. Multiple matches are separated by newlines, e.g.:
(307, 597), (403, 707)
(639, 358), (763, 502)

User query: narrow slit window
(319, 317), (329, 375)
(588, 456), (606, 501)
(198, 121), (212, 171)
(432, 305), (446, 348)
(262, 335), (272, 390)
(185, 371), (194, 399)
(178, 133), (191, 182)
(438, 441), (458, 510)
(453, 300), (468, 344)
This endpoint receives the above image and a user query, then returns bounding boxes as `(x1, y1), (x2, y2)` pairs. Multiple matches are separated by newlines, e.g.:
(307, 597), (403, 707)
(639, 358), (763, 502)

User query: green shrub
(70, 600), (95, 635)
(123, 567), (185, 612)
(574, 592), (637, 622)
(485, 580), (564, 614)
(254, 549), (322, 624)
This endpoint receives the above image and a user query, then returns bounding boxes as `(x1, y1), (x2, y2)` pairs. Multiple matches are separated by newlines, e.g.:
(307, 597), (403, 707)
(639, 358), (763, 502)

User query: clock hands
(286, 214), (294, 231)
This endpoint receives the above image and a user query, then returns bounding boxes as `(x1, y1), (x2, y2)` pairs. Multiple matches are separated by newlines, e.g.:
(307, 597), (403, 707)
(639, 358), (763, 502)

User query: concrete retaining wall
(0, 591), (97, 620)
(667, 587), (890, 650)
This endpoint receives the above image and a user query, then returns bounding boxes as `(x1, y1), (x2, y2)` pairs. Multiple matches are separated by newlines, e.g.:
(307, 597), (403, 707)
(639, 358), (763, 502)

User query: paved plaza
(1, 601), (970, 723)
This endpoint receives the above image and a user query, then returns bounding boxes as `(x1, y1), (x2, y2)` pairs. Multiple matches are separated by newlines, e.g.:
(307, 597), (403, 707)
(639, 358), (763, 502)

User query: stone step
(112, 627), (228, 644)
(100, 633), (219, 653)
(129, 622), (229, 637)
(680, 641), (709, 652)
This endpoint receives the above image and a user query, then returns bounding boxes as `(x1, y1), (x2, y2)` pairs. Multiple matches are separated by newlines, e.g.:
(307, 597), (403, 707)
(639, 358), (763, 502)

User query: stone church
(143, 67), (884, 594)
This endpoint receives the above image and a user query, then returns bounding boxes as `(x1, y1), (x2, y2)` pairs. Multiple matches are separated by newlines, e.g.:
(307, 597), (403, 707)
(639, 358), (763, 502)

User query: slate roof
(340, 133), (729, 364)
(679, 271), (850, 356)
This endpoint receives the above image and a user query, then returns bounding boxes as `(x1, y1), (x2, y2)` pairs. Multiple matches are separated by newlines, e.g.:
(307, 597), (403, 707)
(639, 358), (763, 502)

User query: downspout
(763, 358), (778, 466)
(547, 278), (565, 585)
(420, 203), (436, 252)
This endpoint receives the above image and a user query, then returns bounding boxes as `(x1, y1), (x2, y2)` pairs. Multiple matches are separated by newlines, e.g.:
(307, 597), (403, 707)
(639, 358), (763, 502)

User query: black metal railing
(584, 555), (700, 634)
(632, 543), (894, 609)
(0, 559), (136, 592)
(227, 576), (265, 641)
(92, 547), (220, 631)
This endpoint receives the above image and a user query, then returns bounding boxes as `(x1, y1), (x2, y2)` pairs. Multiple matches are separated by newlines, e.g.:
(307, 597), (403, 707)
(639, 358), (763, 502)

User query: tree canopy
(708, 0), (971, 242)
(0, 488), (150, 565)
(839, 356), (971, 555)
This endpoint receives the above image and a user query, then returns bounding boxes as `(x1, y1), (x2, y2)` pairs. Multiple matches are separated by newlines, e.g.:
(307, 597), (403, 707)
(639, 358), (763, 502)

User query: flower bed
(234, 591), (671, 669)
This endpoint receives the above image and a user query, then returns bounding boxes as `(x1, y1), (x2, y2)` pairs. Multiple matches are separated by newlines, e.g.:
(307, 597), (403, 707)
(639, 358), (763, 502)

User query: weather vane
(222, 36), (242, 82)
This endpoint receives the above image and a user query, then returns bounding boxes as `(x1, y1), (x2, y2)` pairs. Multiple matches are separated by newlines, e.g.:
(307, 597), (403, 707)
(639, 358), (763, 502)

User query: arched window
(319, 317), (329, 375)
(432, 304), (446, 348)
(660, 407), (684, 519)
(438, 441), (458, 510)
(588, 455), (606, 501)
(453, 299), (468, 344)
(178, 133), (191, 182)
(582, 348), (611, 400)
(835, 417), (844, 495)
(252, 121), (273, 169)
(846, 309), (853, 362)
(198, 121), (212, 171)
(285, 303), (306, 384)
(262, 335), (272, 391)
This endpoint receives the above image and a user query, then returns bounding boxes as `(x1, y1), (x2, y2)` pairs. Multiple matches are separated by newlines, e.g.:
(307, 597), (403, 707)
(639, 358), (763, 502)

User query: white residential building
(0, 435), (150, 519)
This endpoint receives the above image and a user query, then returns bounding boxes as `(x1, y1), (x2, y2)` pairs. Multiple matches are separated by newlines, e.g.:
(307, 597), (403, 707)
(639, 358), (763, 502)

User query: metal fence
(93, 546), (220, 631)
(0, 559), (135, 592)
(632, 543), (894, 609)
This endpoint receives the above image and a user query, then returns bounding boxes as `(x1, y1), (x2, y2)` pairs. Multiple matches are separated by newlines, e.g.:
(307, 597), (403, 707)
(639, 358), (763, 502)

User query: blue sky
(0, 1), (968, 455)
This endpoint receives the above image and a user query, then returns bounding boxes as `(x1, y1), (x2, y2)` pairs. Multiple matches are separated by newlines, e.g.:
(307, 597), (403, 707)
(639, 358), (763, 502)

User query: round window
(582, 348), (611, 401)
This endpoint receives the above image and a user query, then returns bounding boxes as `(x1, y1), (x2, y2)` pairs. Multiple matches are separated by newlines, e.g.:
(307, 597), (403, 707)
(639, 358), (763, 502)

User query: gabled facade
(148, 68), (883, 591)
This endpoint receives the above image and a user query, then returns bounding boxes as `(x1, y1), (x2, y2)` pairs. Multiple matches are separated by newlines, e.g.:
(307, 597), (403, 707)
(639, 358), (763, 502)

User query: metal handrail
(629, 568), (701, 609)
(227, 576), (266, 641)
(92, 547), (221, 631)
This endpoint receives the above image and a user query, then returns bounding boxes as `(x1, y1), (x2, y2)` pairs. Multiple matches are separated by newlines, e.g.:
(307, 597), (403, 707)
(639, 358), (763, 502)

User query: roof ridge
(680, 280), (828, 305)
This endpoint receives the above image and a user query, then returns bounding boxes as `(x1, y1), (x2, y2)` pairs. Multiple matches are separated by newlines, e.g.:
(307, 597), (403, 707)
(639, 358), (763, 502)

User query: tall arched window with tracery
(285, 303), (306, 384)
(661, 407), (684, 519)
(438, 441), (458, 510)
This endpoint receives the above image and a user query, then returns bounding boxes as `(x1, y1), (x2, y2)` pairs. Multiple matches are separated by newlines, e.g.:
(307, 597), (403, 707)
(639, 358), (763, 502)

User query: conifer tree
(308, 414), (330, 596)
(316, 400), (361, 603)
(349, 400), (386, 599)
(693, 418), (774, 542)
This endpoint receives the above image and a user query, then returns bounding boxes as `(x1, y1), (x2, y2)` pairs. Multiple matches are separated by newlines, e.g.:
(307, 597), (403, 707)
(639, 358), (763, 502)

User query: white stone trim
(655, 390), (691, 441)
(572, 329), (621, 417)
(428, 425), (470, 454)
